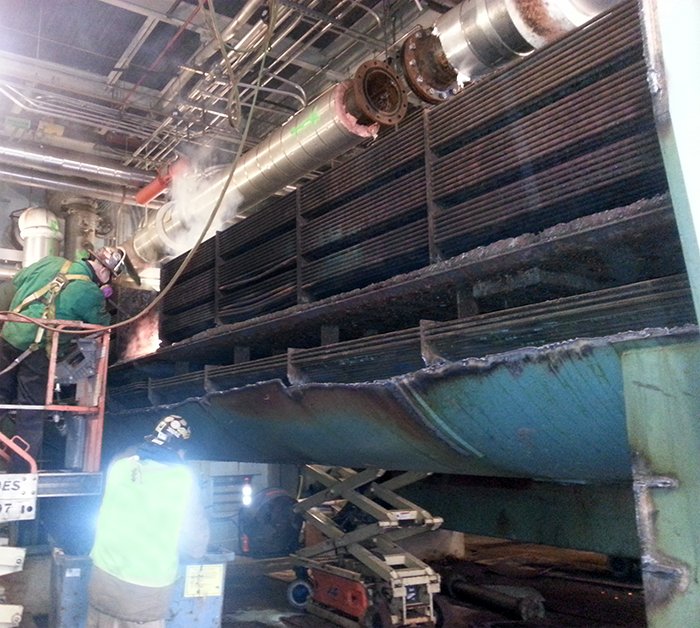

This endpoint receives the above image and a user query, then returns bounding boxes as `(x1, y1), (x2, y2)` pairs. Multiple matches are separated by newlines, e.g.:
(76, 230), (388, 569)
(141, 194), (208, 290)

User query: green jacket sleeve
(81, 288), (111, 326)
(60, 278), (111, 327)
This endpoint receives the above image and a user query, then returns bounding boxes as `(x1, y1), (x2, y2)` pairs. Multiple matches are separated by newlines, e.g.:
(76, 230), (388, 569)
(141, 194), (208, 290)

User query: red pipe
(134, 157), (190, 205)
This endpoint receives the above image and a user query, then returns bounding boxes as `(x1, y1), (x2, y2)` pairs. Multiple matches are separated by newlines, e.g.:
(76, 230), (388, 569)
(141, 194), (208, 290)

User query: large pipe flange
(344, 60), (408, 127)
(402, 27), (459, 104)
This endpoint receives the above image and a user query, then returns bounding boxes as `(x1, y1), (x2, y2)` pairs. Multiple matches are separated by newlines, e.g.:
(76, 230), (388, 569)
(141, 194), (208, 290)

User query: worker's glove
(101, 285), (114, 298)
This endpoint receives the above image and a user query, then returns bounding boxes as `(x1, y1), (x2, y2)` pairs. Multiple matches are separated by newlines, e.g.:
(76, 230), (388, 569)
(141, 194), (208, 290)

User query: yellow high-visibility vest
(91, 456), (193, 588)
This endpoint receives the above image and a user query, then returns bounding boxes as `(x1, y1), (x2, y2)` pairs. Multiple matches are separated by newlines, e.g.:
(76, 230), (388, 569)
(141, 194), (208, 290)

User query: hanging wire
(198, 0), (279, 131)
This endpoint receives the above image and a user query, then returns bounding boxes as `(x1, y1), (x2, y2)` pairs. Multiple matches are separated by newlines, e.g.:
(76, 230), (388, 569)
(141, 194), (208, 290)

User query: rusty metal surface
(156, 2), (666, 345)
(116, 195), (678, 369)
(110, 271), (694, 410)
(106, 328), (698, 482)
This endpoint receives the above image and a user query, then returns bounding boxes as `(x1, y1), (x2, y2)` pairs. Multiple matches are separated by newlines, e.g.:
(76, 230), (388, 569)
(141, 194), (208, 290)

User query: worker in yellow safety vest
(0, 247), (131, 472)
(88, 415), (210, 628)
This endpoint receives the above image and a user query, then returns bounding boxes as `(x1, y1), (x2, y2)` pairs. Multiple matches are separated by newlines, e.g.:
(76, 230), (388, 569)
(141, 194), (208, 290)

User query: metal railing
(0, 314), (111, 473)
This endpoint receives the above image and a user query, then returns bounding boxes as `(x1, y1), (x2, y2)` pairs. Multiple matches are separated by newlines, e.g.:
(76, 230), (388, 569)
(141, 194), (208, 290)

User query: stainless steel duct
(0, 141), (153, 189)
(403, 0), (624, 101)
(123, 60), (408, 267)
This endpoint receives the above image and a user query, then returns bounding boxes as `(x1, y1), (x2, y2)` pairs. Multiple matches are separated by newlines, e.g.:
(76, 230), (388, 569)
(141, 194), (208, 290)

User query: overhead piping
(131, 0), (367, 169)
(0, 166), (161, 208)
(158, 0), (268, 110)
(0, 141), (153, 188)
(122, 59), (408, 267)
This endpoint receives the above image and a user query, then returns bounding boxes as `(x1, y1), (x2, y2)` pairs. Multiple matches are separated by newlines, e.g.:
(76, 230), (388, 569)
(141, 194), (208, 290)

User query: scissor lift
(289, 466), (443, 628)
(0, 314), (109, 627)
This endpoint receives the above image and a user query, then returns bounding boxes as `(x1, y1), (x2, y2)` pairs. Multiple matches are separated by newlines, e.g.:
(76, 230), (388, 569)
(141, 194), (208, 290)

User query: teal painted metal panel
(623, 341), (700, 625)
(105, 329), (697, 482)
(400, 478), (640, 557)
(400, 341), (631, 481)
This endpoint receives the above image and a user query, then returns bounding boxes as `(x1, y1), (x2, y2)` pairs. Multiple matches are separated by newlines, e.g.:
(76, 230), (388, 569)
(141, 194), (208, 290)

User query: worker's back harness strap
(0, 260), (92, 376)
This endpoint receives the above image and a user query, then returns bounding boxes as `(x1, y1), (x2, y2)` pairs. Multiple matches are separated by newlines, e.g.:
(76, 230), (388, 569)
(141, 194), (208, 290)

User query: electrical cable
(199, 0), (279, 131)
(0, 3), (278, 340)
(198, 0), (242, 129)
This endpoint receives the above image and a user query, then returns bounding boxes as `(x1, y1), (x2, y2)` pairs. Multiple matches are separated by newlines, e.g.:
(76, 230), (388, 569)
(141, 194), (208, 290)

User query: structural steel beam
(623, 341), (700, 626)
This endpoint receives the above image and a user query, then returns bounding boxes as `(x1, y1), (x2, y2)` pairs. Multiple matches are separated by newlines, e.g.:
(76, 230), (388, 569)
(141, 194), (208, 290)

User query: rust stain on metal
(515, 0), (562, 39)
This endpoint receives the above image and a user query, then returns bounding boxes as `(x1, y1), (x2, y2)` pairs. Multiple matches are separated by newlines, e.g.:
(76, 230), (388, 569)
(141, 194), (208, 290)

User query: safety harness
(0, 260), (92, 375)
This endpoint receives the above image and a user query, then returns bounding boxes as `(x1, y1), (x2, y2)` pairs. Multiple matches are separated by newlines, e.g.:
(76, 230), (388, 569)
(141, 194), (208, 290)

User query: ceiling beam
(0, 51), (164, 114)
(107, 16), (161, 86)
(94, 0), (223, 37)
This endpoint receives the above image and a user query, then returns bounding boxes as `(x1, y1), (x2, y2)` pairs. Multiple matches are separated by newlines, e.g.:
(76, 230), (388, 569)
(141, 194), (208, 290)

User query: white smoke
(167, 160), (243, 256)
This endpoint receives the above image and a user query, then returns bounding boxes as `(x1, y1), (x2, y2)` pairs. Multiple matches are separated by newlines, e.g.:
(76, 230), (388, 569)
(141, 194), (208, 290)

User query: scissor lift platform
(289, 467), (443, 628)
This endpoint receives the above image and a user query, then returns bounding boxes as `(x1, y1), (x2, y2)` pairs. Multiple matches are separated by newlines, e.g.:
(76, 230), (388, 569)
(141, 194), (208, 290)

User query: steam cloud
(167, 161), (243, 256)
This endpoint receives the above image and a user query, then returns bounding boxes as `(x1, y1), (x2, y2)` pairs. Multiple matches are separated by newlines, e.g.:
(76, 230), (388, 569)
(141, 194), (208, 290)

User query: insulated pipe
(17, 207), (64, 266)
(0, 166), (161, 208)
(403, 0), (624, 100)
(0, 140), (153, 188)
(435, 0), (624, 82)
(124, 60), (408, 267)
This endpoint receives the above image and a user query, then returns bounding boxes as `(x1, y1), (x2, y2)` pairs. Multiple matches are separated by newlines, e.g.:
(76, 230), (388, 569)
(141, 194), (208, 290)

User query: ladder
(290, 466), (443, 628)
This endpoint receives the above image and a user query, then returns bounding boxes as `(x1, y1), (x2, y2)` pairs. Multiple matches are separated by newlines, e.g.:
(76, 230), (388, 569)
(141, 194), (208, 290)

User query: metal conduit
(136, 0), (369, 168)
(157, 0), (268, 110)
(131, 1), (296, 168)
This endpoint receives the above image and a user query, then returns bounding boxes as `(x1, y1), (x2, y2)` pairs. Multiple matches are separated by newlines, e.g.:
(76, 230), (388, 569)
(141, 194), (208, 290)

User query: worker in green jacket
(0, 247), (128, 472)
(88, 415), (209, 628)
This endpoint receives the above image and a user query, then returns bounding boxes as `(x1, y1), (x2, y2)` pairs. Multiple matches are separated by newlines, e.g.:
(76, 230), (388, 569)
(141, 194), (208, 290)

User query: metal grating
(431, 62), (654, 203)
(435, 131), (666, 256)
(160, 301), (216, 342)
(162, 237), (216, 285)
(299, 112), (425, 218)
(163, 269), (215, 315)
(218, 194), (297, 259)
(218, 269), (297, 324)
(301, 219), (430, 298)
